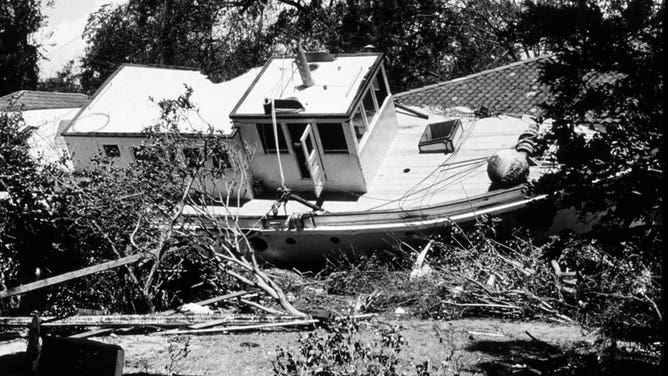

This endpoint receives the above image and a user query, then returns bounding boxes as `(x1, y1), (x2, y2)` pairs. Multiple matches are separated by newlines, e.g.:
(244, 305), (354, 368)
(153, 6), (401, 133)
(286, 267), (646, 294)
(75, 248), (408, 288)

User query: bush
(273, 316), (405, 376)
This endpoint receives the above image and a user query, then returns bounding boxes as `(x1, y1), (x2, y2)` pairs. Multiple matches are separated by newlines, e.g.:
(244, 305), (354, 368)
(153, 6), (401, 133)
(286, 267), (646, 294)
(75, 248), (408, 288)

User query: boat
(63, 46), (565, 266)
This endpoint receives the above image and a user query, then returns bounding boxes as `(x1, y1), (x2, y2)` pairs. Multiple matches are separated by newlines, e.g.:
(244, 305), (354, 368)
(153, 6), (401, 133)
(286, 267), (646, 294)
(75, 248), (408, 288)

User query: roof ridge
(117, 62), (201, 71)
(0, 90), (26, 101)
(17, 90), (87, 95)
(394, 54), (554, 98)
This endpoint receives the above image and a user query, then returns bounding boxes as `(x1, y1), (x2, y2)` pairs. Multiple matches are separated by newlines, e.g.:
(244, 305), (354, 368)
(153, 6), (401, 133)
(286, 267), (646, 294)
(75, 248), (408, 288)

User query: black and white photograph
(0, 0), (663, 375)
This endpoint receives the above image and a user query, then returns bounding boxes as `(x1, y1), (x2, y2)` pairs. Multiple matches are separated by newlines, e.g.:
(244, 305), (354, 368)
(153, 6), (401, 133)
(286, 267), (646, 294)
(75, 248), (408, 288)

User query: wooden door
(299, 124), (325, 197)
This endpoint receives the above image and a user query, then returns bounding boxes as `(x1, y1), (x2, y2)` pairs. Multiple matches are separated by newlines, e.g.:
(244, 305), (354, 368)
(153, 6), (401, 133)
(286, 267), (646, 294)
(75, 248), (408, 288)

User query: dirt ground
(0, 317), (601, 376)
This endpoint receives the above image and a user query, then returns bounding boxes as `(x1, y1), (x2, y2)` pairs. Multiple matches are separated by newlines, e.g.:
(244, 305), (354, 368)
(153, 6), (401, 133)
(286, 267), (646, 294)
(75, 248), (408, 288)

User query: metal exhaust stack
(294, 41), (314, 88)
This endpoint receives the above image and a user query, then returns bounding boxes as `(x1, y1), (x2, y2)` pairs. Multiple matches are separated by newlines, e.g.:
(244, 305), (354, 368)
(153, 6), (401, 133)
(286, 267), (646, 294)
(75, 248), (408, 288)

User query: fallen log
(0, 253), (146, 299)
(68, 291), (253, 338)
(0, 313), (301, 328)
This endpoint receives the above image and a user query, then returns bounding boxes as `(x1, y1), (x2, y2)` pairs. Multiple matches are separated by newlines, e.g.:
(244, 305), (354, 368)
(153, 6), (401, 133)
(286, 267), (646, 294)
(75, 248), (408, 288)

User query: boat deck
(196, 106), (541, 217)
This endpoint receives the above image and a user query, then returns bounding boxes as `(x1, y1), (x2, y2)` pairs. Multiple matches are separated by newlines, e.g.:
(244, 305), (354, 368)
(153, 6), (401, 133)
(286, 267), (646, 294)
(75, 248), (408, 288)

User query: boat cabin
(230, 48), (398, 198)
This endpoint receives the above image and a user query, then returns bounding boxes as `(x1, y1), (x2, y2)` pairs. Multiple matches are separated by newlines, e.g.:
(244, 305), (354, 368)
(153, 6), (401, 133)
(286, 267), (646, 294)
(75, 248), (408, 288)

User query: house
(62, 64), (262, 201)
(394, 56), (553, 117)
(0, 90), (89, 164)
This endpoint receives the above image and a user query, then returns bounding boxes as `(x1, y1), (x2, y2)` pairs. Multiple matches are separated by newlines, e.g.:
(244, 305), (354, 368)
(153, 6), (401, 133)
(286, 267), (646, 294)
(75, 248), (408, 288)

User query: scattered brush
(302, 218), (573, 322)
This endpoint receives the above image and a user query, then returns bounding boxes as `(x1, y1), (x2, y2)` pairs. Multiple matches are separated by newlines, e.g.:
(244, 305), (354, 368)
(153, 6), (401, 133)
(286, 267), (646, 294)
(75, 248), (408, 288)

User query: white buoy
(487, 149), (529, 188)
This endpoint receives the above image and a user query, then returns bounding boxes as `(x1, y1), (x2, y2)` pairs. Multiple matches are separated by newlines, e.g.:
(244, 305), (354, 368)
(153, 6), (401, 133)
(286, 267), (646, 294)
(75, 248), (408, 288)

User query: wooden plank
(68, 328), (114, 339)
(69, 290), (252, 338)
(158, 319), (319, 335)
(160, 290), (249, 314)
(1, 313), (298, 327)
(0, 253), (147, 299)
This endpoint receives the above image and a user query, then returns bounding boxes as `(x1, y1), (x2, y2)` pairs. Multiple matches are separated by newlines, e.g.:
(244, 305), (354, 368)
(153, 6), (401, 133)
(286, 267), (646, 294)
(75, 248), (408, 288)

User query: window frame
(102, 144), (121, 158)
(256, 122), (289, 154)
(350, 104), (369, 143)
(316, 122), (349, 154)
(210, 148), (232, 170)
(361, 86), (378, 123)
(182, 147), (203, 168)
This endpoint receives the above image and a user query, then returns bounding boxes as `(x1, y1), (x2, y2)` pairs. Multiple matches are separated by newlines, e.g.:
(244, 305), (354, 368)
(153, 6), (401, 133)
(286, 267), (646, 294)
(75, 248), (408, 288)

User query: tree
(79, 0), (529, 93)
(522, 0), (663, 228)
(79, 0), (229, 93)
(518, 0), (663, 343)
(0, 0), (45, 96)
(266, 0), (525, 91)
(0, 105), (64, 312)
(36, 60), (83, 93)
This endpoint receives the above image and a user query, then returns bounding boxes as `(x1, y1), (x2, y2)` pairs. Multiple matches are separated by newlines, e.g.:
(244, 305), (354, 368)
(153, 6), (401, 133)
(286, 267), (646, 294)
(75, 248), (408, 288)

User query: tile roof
(394, 56), (554, 116)
(0, 90), (89, 111)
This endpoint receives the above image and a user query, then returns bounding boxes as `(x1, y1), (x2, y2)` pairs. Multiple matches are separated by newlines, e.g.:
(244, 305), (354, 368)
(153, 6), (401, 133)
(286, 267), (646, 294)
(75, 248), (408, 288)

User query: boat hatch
(418, 119), (463, 154)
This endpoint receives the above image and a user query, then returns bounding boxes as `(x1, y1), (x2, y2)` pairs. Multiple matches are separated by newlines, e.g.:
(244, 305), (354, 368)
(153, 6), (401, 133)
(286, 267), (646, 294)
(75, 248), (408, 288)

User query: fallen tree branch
(0, 253), (146, 299)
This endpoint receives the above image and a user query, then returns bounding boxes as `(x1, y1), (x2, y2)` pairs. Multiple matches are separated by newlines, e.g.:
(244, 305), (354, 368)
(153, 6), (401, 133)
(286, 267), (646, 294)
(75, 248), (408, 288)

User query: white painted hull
(224, 186), (548, 266)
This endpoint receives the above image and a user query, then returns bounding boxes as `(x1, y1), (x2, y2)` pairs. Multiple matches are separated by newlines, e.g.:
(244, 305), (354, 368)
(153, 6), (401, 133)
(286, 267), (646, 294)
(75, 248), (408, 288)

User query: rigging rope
(271, 99), (287, 188)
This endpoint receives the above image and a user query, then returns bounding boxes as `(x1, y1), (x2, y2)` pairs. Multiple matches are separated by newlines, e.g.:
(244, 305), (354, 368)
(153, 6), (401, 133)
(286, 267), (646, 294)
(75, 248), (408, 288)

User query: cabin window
(372, 73), (388, 108)
(131, 145), (156, 162)
(351, 105), (367, 141)
(418, 119), (463, 154)
(102, 144), (120, 158)
(256, 123), (288, 153)
(211, 148), (231, 170)
(317, 123), (348, 153)
(183, 147), (202, 168)
(362, 88), (377, 122)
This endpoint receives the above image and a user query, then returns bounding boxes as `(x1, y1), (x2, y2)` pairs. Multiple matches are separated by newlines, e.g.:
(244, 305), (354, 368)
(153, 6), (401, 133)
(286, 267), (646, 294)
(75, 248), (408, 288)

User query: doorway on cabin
(287, 123), (311, 179)
(299, 124), (326, 198)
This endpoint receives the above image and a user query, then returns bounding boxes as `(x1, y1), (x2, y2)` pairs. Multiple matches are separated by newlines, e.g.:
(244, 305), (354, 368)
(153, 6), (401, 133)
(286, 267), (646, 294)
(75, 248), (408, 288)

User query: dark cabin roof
(0, 90), (89, 111)
(394, 56), (553, 116)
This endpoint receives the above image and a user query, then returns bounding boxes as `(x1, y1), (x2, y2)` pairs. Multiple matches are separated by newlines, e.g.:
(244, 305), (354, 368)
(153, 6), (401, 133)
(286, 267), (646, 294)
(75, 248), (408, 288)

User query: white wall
(11, 107), (80, 166)
(358, 96), (399, 185)
(63, 133), (254, 201)
(237, 120), (367, 196)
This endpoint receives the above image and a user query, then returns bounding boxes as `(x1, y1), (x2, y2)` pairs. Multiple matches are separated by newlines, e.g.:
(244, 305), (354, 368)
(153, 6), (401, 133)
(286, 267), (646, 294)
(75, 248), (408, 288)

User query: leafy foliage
(1, 90), (243, 315)
(79, 0), (231, 92)
(77, 0), (529, 93)
(545, 230), (662, 343)
(515, 0), (663, 344)
(36, 60), (83, 93)
(0, 107), (65, 311)
(522, 0), (663, 228)
(273, 317), (405, 376)
(0, 0), (44, 96)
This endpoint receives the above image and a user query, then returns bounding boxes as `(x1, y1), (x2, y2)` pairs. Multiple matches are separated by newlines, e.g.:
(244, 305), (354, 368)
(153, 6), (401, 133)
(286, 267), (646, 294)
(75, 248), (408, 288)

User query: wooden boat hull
(227, 186), (548, 267)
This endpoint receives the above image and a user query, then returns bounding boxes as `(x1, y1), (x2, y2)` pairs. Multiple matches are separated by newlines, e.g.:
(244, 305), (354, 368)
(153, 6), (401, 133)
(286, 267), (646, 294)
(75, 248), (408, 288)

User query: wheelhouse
(230, 49), (399, 198)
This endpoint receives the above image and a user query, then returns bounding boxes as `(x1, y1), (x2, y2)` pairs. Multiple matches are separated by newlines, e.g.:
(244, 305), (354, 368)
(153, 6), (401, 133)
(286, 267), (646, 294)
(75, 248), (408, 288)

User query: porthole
(330, 236), (341, 244)
(286, 237), (297, 245)
(403, 168), (411, 173)
(248, 237), (268, 252)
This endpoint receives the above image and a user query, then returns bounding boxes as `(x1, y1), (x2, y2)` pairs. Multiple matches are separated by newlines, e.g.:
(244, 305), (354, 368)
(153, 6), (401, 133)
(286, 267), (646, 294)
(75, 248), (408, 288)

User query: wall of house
(17, 107), (80, 165)
(358, 97), (399, 185)
(237, 120), (367, 196)
(63, 133), (254, 201)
